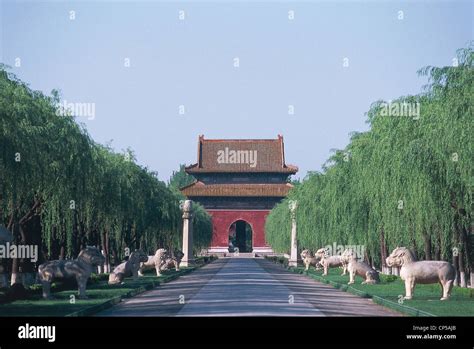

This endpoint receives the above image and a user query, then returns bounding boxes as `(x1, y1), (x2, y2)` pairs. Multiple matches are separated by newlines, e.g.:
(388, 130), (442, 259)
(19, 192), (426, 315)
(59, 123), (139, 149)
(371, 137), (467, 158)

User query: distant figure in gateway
(228, 222), (237, 252)
(180, 135), (298, 255)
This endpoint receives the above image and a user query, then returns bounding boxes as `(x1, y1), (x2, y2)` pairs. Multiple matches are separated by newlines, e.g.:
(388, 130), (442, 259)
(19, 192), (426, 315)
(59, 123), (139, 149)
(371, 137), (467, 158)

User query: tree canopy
(0, 67), (211, 279)
(265, 45), (473, 279)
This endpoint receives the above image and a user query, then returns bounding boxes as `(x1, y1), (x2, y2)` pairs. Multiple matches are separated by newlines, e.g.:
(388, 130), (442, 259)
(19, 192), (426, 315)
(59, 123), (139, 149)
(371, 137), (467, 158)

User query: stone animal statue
(38, 246), (105, 299)
(138, 248), (167, 276)
(300, 249), (322, 271)
(386, 247), (455, 300)
(161, 250), (185, 272)
(108, 250), (148, 285)
(341, 249), (379, 285)
(315, 248), (348, 276)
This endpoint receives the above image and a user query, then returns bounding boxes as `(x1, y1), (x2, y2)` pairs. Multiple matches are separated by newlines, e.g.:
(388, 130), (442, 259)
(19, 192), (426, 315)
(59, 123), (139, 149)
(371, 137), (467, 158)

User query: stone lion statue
(386, 247), (455, 300)
(300, 249), (322, 271)
(341, 249), (379, 285)
(161, 250), (185, 272)
(315, 248), (348, 276)
(38, 246), (105, 299)
(108, 250), (148, 285)
(138, 248), (167, 277)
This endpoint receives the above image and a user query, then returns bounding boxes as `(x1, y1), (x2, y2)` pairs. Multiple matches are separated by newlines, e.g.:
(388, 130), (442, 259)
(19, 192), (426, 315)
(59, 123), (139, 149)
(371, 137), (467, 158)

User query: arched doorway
(228, 220), (253, 253)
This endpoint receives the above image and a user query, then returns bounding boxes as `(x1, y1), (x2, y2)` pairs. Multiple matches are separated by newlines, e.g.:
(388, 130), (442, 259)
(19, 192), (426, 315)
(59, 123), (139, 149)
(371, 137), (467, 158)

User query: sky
(1, 0), (472, 181)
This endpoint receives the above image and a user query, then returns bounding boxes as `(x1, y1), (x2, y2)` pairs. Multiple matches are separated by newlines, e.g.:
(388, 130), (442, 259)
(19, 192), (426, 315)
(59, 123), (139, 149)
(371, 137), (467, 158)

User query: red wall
(207, 210), (270, 249)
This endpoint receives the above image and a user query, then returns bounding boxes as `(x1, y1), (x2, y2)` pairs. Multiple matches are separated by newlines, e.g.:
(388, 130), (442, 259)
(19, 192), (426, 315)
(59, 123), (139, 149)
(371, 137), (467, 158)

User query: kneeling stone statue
(108, 250), (148, 285)
(161, 250), (185, 272)
(341, 249), (380, 285)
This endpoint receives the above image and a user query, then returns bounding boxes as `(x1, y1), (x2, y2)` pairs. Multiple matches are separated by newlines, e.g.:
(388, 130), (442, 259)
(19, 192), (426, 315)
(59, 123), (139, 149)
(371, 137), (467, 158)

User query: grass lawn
(268, 257), (474, 316)
(0, 262), (207, 316)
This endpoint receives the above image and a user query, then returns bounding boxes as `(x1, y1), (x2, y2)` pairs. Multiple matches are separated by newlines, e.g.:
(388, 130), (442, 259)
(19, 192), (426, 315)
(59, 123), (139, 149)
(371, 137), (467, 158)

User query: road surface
(98, 258), (399, 316)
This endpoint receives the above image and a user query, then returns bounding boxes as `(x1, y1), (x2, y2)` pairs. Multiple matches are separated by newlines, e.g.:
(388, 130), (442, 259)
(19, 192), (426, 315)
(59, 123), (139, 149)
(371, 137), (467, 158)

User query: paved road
(98, 258), (400, 317)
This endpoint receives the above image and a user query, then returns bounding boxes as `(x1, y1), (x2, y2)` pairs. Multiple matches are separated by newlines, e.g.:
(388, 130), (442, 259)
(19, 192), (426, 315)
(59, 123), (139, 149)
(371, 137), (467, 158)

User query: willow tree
(0, 67), (212, 287)
(0, 68), (76, 283)
(265, 44), (473, 286)
(416, 46), (473, 285)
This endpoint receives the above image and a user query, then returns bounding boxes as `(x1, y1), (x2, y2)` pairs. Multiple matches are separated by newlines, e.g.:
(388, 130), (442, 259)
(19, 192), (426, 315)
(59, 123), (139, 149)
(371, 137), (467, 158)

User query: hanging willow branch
(266, 44), (473, 271)
(0, 67), (212, 268)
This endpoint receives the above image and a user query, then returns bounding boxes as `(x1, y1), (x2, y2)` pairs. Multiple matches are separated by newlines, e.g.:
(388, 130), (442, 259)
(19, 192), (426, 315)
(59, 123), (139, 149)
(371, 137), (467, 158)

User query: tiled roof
(185, 135), (298, 174)
(181, 181), (294, 197)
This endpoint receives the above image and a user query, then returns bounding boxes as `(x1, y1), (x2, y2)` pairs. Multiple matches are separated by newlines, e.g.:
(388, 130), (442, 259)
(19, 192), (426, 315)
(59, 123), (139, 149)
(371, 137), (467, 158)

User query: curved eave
(180, 183), (294, 198)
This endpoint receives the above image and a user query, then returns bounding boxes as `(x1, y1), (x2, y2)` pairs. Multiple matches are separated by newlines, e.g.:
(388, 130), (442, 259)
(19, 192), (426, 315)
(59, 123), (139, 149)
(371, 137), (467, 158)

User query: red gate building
(181, 135), (297, 254)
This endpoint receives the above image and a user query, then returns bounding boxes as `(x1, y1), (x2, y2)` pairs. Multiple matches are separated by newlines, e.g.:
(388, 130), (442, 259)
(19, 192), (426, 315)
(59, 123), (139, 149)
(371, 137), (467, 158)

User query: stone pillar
(288, 200), (298, 267)
(181, 200), (194, 267)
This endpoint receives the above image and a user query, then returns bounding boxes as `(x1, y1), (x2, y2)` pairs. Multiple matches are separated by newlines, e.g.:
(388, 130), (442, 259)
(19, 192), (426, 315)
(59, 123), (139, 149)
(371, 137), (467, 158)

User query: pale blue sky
(1, 0), (472, 180)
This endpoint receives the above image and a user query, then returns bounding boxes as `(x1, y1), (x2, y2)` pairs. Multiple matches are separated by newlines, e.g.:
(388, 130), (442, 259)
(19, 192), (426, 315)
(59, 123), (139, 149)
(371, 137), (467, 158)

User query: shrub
(380, 274), (398, 283)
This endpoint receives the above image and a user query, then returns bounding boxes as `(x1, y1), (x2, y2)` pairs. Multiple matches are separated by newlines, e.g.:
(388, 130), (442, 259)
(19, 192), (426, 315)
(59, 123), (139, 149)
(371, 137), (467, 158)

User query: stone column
(288, 200), (298, 267)
(181, 200), (194, 267)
